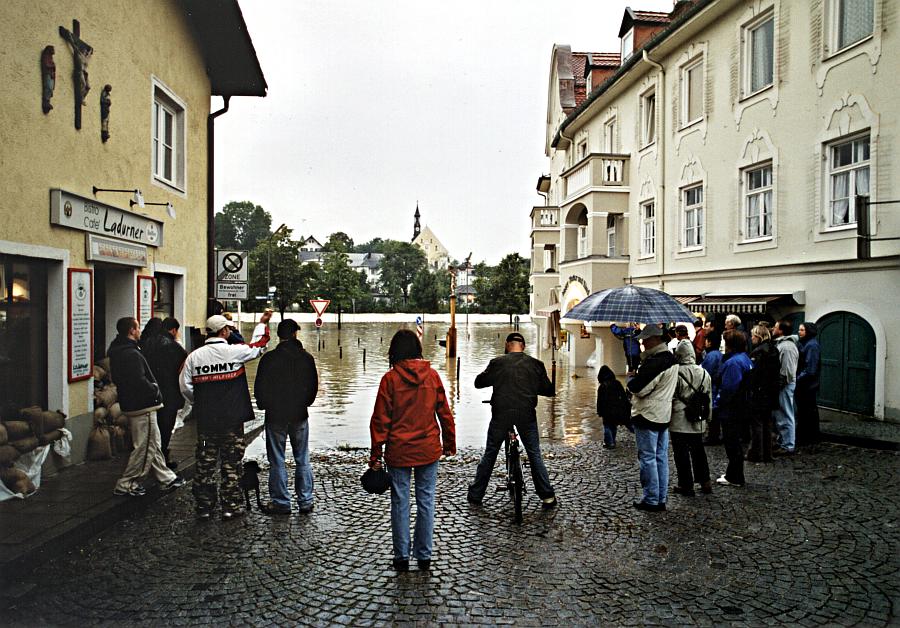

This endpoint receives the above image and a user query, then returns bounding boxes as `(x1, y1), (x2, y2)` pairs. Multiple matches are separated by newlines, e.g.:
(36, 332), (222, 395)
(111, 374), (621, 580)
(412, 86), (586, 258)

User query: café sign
(50, 188), (164, 247)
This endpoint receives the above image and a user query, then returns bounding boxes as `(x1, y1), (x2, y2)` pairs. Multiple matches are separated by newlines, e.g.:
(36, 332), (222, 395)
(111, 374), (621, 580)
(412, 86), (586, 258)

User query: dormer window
(621, 29), (634, 61)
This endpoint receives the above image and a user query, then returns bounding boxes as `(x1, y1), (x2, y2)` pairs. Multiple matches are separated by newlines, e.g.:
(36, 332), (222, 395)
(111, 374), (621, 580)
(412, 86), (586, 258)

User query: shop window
(154, 273), (176, 319)
(0, 256), (48, 409)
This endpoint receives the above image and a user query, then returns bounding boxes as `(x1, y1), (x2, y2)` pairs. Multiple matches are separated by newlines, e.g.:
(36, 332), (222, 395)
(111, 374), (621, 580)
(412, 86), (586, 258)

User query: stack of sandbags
(0, 405), (63, 495)
(21, 406), (67, 446)
(91, 364), (133, 459)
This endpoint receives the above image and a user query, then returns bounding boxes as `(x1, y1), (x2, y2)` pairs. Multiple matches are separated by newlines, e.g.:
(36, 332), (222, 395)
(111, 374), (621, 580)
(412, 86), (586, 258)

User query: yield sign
(309, 298), (331, 317)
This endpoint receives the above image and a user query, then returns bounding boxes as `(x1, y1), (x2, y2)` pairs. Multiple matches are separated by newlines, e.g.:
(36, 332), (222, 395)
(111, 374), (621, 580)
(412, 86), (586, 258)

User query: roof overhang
(677, 293), (802, 314)
(181, 0), (268, 97)
(536, 175), (552, 194)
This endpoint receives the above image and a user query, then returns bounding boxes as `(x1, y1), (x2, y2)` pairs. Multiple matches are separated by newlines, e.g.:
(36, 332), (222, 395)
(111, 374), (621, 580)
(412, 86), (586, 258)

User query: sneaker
(298, 504), (314, 514)
(221, 509), (246, 521)
(261, 502), (291, 515)
(716, 474), (744, 487)
(113, 485), (146, 497)
(196, 509), (212, 521)
(392, 558), (409, 572)
(632, 500), (665, 512)
(542, 496), (558, 510)
(163, 476), (185, 491)
(417, 559), (431, 571)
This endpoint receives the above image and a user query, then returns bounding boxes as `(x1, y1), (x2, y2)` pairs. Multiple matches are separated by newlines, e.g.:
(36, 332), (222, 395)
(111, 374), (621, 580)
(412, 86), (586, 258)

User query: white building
(530, 0), (899, 421)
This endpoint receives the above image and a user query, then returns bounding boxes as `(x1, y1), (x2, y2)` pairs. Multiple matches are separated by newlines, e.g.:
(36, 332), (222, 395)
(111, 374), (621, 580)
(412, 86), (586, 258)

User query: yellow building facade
(0, 1), (266, 465)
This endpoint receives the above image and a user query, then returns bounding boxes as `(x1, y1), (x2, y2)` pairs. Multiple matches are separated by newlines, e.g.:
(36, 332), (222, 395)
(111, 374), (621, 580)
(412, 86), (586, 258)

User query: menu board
(137, 275), (155, 330)
(68, 269), (93, 382)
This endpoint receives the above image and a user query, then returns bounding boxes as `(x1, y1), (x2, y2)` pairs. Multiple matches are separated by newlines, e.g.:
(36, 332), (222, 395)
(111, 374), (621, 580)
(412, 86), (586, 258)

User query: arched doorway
(817, 311), (876, 416)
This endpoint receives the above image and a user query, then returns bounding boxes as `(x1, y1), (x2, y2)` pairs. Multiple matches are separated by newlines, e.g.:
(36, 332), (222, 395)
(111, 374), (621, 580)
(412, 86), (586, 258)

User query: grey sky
(215, 0), (673, 264)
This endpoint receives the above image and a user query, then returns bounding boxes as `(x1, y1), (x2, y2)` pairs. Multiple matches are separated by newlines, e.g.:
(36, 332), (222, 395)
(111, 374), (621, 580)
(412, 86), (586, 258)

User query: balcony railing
(531, 206), (560, 229)
(562, 152), (629, 200)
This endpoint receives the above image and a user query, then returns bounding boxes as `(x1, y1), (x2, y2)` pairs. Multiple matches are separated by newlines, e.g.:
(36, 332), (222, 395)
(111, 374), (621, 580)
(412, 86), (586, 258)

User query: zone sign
(216, 250), (249, 282)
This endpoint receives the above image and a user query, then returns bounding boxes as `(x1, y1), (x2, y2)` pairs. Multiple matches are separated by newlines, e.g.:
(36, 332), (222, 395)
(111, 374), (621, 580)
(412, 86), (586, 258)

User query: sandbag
(93, 406), (109, 424)
(95, 386), (117, 408)
(114, 414), (129, 428)
(42, 411), (66, 432)
(39, 430), (63, 445)
(0, 445), (19, 467)
(98, 357), (111, 380)
(93, 365), (107, 381)
(0, 423), (7, 446)
(4, 421), (33, 441)
(10, 436), (39, 454)
(86, 424), (112, 461)
(0, 467), (35, 495)
(109, 403), (122, 419)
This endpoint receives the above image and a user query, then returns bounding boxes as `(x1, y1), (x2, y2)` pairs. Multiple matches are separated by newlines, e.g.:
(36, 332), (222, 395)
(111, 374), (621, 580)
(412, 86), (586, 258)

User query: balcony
(530, 206), (560, 230)
(561, 152), (630, 205)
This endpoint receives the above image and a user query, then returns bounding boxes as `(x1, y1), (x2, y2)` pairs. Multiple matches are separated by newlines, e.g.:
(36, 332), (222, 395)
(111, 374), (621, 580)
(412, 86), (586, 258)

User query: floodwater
(239, 320), (606, 455)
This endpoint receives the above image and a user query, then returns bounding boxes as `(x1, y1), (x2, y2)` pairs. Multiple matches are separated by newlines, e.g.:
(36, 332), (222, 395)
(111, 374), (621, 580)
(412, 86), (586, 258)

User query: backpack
(678, 371), (711, 423)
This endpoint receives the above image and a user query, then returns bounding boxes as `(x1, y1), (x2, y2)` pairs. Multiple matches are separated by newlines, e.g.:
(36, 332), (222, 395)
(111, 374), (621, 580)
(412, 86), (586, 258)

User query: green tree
(410, 268), (440, 312)
(215, 201), (272, 249)
(352, 237), (385, 254)
(321, 232), (354, 252)
(248, 228), (306, 316)
(490, 253), (530, 320)
(318, 249), (364, 314)
(379, 240), (426, 307)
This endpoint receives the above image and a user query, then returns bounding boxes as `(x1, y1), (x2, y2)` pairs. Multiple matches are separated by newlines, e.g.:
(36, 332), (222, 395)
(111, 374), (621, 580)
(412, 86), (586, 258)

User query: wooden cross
(58, 19), (93, 130)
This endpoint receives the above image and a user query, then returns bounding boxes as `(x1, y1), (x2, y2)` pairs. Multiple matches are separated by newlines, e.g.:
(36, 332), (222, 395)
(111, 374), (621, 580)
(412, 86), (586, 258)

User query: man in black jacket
(254, 319), (318, 515)
(143, 317), (187, 468)
(467, 332), (557, 509)
(109, 317), (183, 497)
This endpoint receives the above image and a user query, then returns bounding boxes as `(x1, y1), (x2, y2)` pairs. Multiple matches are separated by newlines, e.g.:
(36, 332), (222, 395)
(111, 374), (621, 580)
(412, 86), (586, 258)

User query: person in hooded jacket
(369, 330), (456, 572)
(109, 317), (183, 497)
(746, 324), (781, 462)
(772, 320), (799, 455)
(670, 342), (712, 496)
(596, 365), (630, 449)
(254, 319), (318, 515)
(701, 332), (724, 445)
(716, 330), (754, 487)
(142, 317), (188, 469)
(795, 321), (821, 448)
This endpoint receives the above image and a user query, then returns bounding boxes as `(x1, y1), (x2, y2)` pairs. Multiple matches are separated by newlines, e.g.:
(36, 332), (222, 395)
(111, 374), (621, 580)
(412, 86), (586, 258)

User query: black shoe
(298, 504), (314, 514)
(633, 500), (666, 512)
(221, 509), (246, 521)
(542, 496), (558, 510)
(166, 460), (178, 471)
(261, 502), (291, 515)
(392, 558), (409, 572)
(466, 492), (482, 507)
(417, 559), (431, 571)
(673, 486), (695, 497)
(196, 509), (212, 521)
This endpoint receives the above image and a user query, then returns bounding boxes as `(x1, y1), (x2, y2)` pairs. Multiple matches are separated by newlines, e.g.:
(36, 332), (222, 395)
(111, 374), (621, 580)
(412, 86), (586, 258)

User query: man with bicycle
(468, 332), (557, 510)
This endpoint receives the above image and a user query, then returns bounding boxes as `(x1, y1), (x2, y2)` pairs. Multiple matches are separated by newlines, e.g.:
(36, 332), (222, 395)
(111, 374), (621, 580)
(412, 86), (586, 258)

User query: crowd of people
(599, 314), (822, 511)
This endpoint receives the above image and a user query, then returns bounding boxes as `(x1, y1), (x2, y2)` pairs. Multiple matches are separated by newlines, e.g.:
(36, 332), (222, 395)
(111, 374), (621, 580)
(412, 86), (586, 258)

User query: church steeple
(413, 202), (421, 241)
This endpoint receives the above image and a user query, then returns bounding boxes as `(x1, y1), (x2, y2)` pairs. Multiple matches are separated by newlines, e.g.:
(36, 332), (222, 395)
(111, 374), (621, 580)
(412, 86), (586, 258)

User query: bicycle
(484, 401), (526, 524)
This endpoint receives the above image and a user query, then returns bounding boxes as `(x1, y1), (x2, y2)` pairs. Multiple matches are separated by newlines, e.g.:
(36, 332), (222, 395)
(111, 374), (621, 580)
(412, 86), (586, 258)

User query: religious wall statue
(100, 84), (111, 142)
(59, 20), (93, 129)
(41, 45), (55, 114)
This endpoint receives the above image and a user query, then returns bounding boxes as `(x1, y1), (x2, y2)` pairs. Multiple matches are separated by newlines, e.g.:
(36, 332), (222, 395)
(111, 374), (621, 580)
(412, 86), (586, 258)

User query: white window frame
(681, 185), (704, 250)
(742, 11), (775, 98)
(621, 29), (634, 62)
(826, 132), (870, 229)
(640, 201), (656, 258)
(604, 117), (617, 153)
(826, 0), (875, 56)
(578, 140), (588, 160)
(577, 225), (589, 259)
(742, 162), (774, 242)
(640, 89), (656, 148)
(680, 57), (704, 128)
(151, 77), (186, 194)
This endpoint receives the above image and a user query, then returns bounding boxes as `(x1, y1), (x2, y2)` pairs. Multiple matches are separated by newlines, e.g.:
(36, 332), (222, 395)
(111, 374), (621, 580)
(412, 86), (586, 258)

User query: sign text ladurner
(50, 189), (164, 247)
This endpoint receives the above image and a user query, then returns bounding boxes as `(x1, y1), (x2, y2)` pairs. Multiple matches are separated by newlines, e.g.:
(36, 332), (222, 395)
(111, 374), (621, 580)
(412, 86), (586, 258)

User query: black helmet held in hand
(360, 466), (390, 494)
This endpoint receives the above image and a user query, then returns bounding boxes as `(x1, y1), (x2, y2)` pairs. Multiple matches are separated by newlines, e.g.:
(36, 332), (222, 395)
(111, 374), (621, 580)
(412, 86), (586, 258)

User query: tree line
(214, 201), (529, 317)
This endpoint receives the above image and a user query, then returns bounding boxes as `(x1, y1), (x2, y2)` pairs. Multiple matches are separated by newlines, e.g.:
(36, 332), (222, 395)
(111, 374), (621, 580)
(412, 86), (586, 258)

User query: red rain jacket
(370, 359), (456, 468)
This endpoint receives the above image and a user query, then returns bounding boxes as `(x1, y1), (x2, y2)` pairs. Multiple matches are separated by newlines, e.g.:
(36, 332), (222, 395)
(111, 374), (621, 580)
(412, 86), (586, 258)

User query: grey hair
(725, 314), (742, 327)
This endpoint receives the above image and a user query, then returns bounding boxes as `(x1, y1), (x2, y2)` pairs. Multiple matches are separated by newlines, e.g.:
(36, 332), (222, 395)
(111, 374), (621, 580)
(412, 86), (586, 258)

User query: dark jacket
(107, 335), (163, 415)
(718, 351), (753, 421)
(596, 365), (630, 427)
(610, 324), (641, 357)
(143, 332), (188, 411)
(475, 351), (554, 413)
(748, 339), (780, 412)
(254, 339), (318, 426)
(797, 322), (821, 390)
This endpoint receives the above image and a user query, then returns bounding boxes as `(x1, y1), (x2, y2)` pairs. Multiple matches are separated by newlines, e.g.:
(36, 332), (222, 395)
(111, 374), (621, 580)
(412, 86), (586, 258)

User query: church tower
(413, 202), (421, 241)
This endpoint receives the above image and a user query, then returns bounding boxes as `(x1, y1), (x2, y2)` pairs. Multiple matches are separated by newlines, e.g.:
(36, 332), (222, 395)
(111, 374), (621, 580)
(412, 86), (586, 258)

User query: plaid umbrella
(563, 285), (694, 324)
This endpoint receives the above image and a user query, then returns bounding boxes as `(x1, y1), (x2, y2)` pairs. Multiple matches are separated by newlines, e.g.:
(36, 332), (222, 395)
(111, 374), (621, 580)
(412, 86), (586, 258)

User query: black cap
(277, 319), (299, 339)
(506, 332), (526, 344)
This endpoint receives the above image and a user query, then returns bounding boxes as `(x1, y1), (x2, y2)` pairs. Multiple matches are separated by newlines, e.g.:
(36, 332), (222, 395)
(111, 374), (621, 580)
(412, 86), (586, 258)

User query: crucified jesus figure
(59, 20), (93, 129)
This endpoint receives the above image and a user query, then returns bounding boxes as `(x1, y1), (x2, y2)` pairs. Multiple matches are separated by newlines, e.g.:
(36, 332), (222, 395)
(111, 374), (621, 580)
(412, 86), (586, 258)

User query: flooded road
(239, 320), (605, 454)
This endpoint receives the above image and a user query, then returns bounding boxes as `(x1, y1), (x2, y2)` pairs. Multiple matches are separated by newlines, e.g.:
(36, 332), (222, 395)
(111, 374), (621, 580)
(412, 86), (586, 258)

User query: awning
(684, 294), (793, 314)
(535, 303), (561, 316)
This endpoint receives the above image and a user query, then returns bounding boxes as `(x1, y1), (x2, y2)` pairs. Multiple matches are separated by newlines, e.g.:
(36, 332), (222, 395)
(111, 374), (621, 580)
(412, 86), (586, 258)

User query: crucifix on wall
(58, 19), (93, 130)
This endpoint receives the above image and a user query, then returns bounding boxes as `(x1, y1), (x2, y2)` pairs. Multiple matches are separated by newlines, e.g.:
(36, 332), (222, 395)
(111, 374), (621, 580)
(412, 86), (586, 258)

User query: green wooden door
(817, 312), (875, 415)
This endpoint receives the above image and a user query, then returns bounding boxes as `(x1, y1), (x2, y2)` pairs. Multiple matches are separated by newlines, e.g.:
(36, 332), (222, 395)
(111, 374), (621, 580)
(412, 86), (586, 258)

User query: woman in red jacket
(369, 330), (456, 572)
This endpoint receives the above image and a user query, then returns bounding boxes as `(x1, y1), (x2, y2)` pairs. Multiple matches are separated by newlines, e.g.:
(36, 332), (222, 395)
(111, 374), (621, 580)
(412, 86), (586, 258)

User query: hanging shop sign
(50, 188), (164, 247)
(85, 234), (148, 267)
(67, 268), (93, 382)
(137, 275), (155, 329)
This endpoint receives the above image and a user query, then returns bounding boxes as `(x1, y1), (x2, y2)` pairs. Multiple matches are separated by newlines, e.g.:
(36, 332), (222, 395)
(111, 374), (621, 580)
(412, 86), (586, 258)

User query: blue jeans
(634, 427), (669, 506)
(603, 425), (618, 446)
(265, 420), (314, 509)
(773, 381), (796, 451)
(389, 460), (438, 561)
(469, 412), (555, 501)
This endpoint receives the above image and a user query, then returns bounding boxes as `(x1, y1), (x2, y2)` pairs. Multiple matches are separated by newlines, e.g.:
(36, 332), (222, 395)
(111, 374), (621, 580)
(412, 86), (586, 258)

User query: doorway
(93, 265), (135, 359)
(817, 311), (876, 416)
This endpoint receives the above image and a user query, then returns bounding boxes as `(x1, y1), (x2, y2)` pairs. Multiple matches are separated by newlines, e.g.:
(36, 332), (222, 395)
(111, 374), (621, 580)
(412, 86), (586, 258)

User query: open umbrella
(562, 285), (694, 324)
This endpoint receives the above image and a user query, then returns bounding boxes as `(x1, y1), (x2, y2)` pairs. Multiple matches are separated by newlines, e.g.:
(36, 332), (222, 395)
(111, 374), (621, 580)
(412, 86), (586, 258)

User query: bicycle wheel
(509, 442), (524, 524)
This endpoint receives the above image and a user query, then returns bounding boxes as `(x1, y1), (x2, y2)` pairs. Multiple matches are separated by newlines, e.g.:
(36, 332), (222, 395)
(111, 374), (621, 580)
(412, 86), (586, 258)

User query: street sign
(216, 282), (248, 300)
(216, 249), (249, 281)
(315, 317), (323, 328)
(416, 316), (424, 339)
(309, 298), (330, 317)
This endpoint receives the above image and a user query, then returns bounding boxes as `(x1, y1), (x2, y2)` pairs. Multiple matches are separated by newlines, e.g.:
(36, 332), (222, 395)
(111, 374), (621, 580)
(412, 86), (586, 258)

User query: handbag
(360, 461), (391, 495)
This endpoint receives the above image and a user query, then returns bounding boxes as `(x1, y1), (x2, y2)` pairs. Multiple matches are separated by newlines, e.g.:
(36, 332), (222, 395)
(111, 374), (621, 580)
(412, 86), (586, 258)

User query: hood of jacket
(597, 364), (617, 383)
(392, 359), (433, 386)
(674, 339), (696, 365)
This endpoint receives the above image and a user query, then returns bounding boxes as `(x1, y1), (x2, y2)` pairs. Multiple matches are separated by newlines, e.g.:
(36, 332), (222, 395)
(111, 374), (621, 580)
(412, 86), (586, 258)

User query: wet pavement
(3, 436), (898, 626)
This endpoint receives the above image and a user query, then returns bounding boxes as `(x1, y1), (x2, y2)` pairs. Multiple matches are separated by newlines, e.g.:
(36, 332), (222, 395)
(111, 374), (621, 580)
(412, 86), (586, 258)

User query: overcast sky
(215, 0), (673, 264)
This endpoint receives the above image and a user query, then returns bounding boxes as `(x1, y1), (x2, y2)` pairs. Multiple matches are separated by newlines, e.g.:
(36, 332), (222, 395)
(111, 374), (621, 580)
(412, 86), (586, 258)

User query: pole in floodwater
(339, 346), (343, 359)
(363, 348), (366, 368)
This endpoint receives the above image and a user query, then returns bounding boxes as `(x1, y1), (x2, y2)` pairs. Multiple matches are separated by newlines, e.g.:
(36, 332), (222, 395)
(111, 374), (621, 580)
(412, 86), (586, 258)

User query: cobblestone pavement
(4, 439), (899, 626)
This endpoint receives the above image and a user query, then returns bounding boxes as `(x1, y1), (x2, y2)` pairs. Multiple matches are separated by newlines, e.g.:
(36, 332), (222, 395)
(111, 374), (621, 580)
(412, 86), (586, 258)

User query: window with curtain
(744, 164), (773, 240)
(829, 134), (870, 227)
(577, 225), (589, 258)
(152, 81), (186, 191)
(641, 90), (656, 146)
(683, 185), (704, 248)
(682, 59), (704, 126)
(837, 0), (874, 50)
(747, 15), (774, 94)
(641, 201), (656, 257)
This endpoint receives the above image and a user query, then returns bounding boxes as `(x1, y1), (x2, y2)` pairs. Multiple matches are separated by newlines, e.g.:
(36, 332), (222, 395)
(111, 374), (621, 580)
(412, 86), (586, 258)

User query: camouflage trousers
(193, 431), (245, 513)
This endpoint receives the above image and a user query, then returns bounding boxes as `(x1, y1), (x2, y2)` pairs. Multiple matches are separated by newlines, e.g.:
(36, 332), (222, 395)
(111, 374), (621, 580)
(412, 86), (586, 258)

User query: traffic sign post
(215, 249), (249, 302)
(309, 298), (330, 317)
(216, 282), (248, 300)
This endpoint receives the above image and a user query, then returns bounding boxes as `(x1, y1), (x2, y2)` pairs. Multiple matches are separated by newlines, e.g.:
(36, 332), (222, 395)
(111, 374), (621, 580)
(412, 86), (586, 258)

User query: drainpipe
(207, 96), (231, 313)
(642, 50), (666, 291)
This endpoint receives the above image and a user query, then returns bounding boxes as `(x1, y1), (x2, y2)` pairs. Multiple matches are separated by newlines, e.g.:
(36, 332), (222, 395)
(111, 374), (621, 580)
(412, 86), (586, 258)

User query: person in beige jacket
(670, 342), (712, 497)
